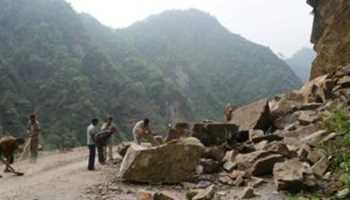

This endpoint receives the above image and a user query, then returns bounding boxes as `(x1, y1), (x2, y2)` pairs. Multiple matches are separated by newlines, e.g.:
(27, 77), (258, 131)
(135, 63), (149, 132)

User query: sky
(65, 0), (314, 57)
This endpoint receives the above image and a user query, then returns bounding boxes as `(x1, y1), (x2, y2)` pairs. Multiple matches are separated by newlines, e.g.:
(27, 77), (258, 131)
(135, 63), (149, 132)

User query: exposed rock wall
(308, 0), (350, 79)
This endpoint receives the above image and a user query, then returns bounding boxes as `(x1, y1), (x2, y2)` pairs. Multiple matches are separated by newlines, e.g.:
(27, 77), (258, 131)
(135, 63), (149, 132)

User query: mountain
(82, 9), (302, 118)
(0, 0), (302, 148)
(286, 48), (316, 82)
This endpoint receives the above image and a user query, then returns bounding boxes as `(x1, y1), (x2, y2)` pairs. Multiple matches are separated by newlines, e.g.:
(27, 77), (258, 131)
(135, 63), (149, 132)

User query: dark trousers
(97, 146), (105, 164)
(88, 144), (96, 170)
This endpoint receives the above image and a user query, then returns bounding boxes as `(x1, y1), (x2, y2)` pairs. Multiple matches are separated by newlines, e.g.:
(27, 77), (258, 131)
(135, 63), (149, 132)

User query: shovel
(0, 157), (24, 176)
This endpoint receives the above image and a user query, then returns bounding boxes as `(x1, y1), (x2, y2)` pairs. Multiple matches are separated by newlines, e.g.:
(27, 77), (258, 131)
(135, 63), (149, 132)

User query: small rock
(263, 142), (294, 158)
(283, 122), (299, 131)
(249, 129), (283, 143)
(187, 185), (215, 200)
(229, 170), (248, 180)
(222, 150), (238, 162)
(298, 111), (320, 125)
(320, 132), (338, 143)
(154, 192), (177, 200)
(337, 188), (350, 199)
(137, 191), (177, 200)
(307, 148), (325, 164)
(297, 144), (312, 161)
(248, 177), (266, 188)
(200, 159), (221, 174)
(302, 130), (329, 146)
(137, 191), (154, 200)
(297, 103), (322, 111)
(240, 187), (258, 199)
(338, 76), (350, 86)
(196, 181), (212, 189)
(222, 161), (236, 172)
(311, 156), (331, 177)
(254, 140), (268, 150)
(234, 175), (245, 186)
(219, 175), (235, 186)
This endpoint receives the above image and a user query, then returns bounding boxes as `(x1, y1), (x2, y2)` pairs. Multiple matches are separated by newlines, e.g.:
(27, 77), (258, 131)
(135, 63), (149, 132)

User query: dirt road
(0, 148), (112, 200)
(0, 147), (288, 200)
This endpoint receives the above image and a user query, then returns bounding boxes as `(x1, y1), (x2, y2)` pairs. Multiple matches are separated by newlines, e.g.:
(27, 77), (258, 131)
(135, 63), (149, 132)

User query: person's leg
(107, 142), (113, 160)
(97, 146), (105, 164)
(88, 145), (96, 170)
(4, 155), (14, 173)
(103, 145), (107, 159)
(0, 157), (23, 176)
(30, 138), (39, 162)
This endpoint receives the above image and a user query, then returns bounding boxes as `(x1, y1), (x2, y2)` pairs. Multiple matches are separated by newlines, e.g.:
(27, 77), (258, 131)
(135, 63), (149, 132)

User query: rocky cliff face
(308, 0), (350, 79)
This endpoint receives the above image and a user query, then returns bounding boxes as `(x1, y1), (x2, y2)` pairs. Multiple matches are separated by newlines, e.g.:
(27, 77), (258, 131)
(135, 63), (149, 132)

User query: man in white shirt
(87, 118), (99, 170)
(132, 118), (158, 145)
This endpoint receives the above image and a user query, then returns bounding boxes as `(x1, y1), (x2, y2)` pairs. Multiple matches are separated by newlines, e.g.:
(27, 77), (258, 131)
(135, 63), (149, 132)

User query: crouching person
(132, 119), (159, 146)
(0, 136), (25, 177)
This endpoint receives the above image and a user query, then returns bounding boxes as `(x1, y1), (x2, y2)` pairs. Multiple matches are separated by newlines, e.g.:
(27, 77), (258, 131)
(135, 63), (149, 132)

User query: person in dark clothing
(0, 136), (25, 177)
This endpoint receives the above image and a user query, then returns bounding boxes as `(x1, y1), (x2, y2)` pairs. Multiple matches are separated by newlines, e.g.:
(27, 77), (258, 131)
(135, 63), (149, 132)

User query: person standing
(87, 118), (99, 170)
(27, 114), (41, 162)
(101, 116), (117, 161)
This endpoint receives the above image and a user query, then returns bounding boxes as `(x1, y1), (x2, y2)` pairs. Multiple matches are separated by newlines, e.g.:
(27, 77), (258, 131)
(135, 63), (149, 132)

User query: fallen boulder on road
(120, 137), (204, 184)
(230, 99), (273, 131)
(192, 123), (239, 146)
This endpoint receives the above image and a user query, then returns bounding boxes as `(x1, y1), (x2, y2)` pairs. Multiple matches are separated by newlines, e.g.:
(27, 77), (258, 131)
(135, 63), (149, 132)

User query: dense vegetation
(0, 0), (302, 148)
(321, 105), (350, 189)
(289, 104), (350, 200)
(286, 48), (316, 82)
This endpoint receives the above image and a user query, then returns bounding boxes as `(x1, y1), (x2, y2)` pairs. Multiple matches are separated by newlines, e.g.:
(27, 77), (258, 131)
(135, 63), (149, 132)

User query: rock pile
(116, 65), (350, 199)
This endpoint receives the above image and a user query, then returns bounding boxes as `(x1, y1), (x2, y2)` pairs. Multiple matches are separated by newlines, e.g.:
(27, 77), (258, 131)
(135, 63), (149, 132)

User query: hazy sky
(65, 0), (314, 57)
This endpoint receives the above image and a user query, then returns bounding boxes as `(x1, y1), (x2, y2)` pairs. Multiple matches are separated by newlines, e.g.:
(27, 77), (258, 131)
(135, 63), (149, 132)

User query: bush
(321, 104), (350, 187)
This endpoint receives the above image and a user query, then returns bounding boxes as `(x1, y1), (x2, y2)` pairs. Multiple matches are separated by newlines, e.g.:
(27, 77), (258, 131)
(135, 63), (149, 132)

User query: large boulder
(120, 137), (204, 184)
(202, 145), (227, 162)
(273, 159), (316, 192)
(117, 142), (131, 157)
(299, 75), (334, 103)
(282, 124), (320, 150)
(250, 154), (284, 176)
(199, 159), (221, 174)
(229, 99), (273, 131)
(234, 150), (284, 176)
(192, 123), (239, 146)
(166, 122), (191, 142)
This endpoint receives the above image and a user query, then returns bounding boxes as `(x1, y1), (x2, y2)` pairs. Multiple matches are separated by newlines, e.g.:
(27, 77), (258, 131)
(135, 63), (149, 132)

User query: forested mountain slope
(0, 0), (301, 148)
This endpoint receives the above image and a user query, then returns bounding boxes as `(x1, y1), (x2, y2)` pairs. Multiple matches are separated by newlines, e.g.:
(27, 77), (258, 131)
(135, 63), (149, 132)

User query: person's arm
(101, 123), (107, 131)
